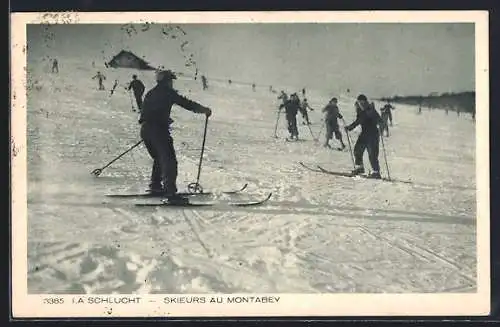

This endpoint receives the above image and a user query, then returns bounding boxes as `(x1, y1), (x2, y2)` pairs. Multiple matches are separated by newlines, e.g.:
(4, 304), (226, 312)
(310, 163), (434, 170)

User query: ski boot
(147, 183), (165, 195)
(367, 171), (381, 179)
(350, 166), (365, 176)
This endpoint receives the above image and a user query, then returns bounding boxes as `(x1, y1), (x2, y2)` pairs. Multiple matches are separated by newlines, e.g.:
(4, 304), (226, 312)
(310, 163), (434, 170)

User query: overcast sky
(28, 22), (475, 98)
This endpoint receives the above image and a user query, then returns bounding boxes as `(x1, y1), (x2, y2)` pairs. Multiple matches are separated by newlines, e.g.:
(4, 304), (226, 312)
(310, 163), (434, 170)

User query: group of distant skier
(277, 90), (396, 179)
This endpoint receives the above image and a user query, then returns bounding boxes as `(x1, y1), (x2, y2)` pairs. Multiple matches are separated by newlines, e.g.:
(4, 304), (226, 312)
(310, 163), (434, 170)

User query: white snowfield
(26, 59), (476, 295)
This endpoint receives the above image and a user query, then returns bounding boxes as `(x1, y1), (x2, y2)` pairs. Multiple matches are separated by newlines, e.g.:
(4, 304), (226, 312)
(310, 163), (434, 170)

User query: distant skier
(345, 94), (384, 179)
(322, 97), (345, 149)
(279, 93), (301, 140)
(379, 102), (394, 137)
(278, 90), (288, 102)
(139, 69), (212, 202)
(109, 79), (119, 96)
(127, 75), (146, 111)
(51, 58), (59, 73)
(302, 88), (306, 97)
(252, 83), (256, 92)
(299, 98), (314, 125)
(201, 75), (208, 90)
(228, 79), (232, 85)
(92, 71), (106, 90)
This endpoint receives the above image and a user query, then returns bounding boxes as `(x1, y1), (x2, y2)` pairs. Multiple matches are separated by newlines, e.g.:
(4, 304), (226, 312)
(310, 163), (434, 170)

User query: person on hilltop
(344, 94), (384, 179)
(92, 71), (106, 90)
(139, 70), (212, 203)
(322, 97), (346, 149)
(51, 58), (59, 73)
(127, 74), (146, 111)
(201, 75), (208, 90)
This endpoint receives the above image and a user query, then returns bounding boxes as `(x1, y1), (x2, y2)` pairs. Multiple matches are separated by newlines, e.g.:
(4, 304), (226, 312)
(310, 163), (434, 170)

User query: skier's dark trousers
(280, 93), (301, 139)
(139, 70), (212, 198)
(128, 75), (146, 111)
(345, 94), (384, 178)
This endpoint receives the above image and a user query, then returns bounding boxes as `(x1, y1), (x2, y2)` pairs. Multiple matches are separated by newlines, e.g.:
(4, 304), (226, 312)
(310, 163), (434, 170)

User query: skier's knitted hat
(156, 70), (177, 83)
(357, 94), (368, 101)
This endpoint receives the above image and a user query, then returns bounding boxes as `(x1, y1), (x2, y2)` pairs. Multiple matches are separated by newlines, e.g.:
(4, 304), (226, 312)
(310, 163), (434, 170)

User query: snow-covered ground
(25, 52), (477, 294)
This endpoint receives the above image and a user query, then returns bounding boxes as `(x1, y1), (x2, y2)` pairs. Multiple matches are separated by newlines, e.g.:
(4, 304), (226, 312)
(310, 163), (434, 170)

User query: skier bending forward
(345, 94), (384, 179)
(139, 70), (212, 203)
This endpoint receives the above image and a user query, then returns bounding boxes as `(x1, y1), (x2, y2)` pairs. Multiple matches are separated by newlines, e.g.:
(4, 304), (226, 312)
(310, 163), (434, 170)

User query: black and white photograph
(11, 11), (489, 317)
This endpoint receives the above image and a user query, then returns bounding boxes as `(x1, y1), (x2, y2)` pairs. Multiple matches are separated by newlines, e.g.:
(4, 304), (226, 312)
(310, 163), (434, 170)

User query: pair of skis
(298, 162), (413, 184)
(106, 183), (273, 207)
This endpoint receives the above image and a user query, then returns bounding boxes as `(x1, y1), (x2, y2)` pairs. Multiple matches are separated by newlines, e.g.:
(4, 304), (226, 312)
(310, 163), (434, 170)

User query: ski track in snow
(26, 59), (476, 294)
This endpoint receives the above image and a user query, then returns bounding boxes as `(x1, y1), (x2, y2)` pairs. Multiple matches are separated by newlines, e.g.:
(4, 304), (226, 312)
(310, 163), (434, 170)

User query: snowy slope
(26, 56), (476, 294)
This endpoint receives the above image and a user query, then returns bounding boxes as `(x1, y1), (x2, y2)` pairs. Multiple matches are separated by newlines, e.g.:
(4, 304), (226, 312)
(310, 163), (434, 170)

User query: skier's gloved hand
(203, 107), (212, 118)
(338, 114), (343, 119)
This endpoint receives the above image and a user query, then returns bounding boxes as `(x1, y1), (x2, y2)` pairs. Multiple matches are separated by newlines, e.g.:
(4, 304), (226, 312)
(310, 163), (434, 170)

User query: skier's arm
(373, 109), (385, 127)
(345, 112), (361, 131)
(173, 91), (212, 116)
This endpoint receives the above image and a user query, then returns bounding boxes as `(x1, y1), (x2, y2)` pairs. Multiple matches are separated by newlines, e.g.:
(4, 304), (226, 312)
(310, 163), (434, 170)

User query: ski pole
(128, 90), (136, 112)
(341, 118), (356, 169)
(273, 107), (281, 138)
(307, 123), (318, 142)
(91, 140), (143, 176)
(187, 115), (209, 193)
(379, 131), (392, 181)
(316, 119), (324, 142)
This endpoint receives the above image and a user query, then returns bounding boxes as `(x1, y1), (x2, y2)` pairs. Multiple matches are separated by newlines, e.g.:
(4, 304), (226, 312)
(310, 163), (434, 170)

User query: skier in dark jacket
(139, 70), (212, 202)
(322, 97), (345, 149)
(279, 93), (301, 140)
(345, 94), (384, 179)
(127, 75), (146, 111)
